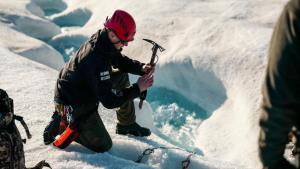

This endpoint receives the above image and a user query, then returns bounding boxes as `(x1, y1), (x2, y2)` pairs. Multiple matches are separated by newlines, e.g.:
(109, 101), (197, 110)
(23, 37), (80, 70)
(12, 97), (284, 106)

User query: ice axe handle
(138, 90), (147, 109)
(138, 39), (165, 109)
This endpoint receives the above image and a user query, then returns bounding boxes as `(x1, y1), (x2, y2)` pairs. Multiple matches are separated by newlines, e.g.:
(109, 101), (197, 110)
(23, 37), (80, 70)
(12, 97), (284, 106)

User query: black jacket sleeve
(79, 51), (141, 109)
(259, 0), (300, 168)
(112, 53), (145, 75)
(97, 80), (140, 109)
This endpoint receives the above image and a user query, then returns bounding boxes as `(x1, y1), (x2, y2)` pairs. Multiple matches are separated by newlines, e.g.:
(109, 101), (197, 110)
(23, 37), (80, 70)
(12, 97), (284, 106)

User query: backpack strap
(12, 116), (52, 169)
(13, 115), (32, 139)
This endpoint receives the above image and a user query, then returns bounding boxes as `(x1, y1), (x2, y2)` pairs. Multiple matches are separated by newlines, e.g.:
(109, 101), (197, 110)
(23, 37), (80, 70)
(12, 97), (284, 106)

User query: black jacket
(54, 29), (144, 108)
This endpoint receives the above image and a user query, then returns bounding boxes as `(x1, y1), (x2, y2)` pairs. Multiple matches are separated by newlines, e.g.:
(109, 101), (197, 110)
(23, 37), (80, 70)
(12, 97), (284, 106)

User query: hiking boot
(116, 122), (151, 137)
(43, 111), (67, 145)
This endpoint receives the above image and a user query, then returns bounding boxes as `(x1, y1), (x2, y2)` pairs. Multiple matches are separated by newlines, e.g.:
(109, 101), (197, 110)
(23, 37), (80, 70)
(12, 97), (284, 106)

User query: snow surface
(0, 1), (64, 70)
(0, 47), (233, 169)
(0, 0), (292, 168)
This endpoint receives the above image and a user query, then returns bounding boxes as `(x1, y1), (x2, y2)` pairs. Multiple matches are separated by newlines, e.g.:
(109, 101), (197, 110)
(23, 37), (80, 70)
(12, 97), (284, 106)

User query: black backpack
(0, 89), (51, 169)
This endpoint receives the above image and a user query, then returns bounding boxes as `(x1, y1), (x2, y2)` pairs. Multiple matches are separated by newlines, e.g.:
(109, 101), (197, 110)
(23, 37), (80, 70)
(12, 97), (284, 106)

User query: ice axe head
(143, 39), (165, 65)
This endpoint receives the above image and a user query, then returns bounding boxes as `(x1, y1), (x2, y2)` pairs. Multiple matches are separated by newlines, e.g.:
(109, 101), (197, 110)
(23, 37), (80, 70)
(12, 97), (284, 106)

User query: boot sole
(116, 129), (150, 137)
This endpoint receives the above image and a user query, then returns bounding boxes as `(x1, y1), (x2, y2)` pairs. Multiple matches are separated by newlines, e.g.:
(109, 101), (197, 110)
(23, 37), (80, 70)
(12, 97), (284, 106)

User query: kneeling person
(43, 9), (154, 153)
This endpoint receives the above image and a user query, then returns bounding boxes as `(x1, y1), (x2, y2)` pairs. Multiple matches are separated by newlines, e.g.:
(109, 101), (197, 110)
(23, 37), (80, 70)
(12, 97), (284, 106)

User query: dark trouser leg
(76, 109), (112, 153)
(111, 71), (136, 125)
(65, 103), (112, 152)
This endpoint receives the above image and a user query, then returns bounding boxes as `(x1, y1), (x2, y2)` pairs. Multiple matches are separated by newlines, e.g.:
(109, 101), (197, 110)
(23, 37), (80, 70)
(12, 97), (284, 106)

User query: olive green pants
(56, 72), (136, 152)
(111, 71), (136, 126)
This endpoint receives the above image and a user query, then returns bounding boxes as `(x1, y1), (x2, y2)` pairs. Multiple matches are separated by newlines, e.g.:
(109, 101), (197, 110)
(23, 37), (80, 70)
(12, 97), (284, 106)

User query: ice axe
(139, 39), (165, 109)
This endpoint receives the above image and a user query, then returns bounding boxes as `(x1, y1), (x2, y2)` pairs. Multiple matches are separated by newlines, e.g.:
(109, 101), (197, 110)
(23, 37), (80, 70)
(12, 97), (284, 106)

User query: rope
(136, 146), (196, 169)
(182, 153), (195, 169)
(136, 147), (156, 163)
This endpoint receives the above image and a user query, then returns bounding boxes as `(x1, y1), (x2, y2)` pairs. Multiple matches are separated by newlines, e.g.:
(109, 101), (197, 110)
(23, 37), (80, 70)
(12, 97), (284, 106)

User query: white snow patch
(0, 1), (61, 40)
(0, 23), (64, 70)
(51, 8), (92, 26)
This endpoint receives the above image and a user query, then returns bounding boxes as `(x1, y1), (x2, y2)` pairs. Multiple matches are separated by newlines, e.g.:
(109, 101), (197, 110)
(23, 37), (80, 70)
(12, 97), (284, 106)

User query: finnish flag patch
(100, 71), (110, 80)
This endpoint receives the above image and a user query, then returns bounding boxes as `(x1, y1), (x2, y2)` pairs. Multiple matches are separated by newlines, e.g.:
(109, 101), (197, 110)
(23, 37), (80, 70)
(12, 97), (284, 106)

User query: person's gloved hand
(142, 63), (155, 75)
(137, 73), (154, 92)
